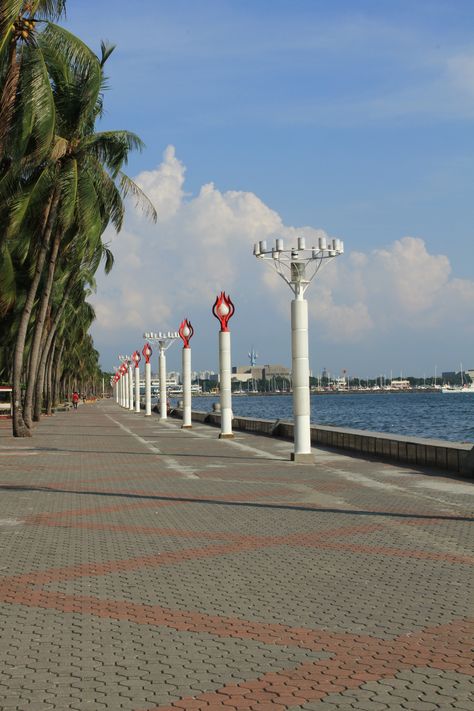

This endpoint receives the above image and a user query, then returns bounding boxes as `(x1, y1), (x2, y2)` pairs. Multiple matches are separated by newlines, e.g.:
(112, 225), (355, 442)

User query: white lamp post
(113, 368), (120, 404)
(132, 351), (141, 413)
(117, 368), (123, 407)
(119, 355), (131, 409)
(143, 332), (179, 420)
(117, 363), (124, 406)
(212, 292), (235, 439)
(120, 366), (126, 407)
(178, 319), (194, 428)
(142, 342), (153, 416)
(254, 235), (344, 463)
(128, 361), (134, 411)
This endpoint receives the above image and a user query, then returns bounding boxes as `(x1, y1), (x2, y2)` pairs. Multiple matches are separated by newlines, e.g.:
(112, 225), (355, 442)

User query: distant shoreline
(197, 388), (443, 397)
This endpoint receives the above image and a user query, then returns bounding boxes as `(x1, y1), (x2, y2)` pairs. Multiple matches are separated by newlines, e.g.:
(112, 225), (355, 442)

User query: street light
(212, 292), (235, 438)
(113, 367), (120, 404)
(131, 351), (141, 413)
(143, 331), (179, 420)
(254, 235), (344, 462)
(118, 360), (128, 407)
(119, 355), (132, 409)
(142, 343), (153, 416)
(178, 319), (194, 428)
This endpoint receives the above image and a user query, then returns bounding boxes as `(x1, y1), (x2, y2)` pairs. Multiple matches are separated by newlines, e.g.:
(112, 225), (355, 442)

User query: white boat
(442, 362), (474, 392)
(441, 383), (474, 393)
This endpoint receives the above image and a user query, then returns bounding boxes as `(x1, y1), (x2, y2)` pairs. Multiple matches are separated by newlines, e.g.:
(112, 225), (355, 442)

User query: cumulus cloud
(92, 146), (474, 367)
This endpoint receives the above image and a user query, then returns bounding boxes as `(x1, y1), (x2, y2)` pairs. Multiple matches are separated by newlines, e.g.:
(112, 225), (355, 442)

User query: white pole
(119, 376), (123, 406)
(128, 365), (134, 410)
(135, 366), (140, 413)
(159, 347), (167, 420)
(145, 361), (151, 416)
(219, 330), (233, 438)
(124, 370), (129, 409)
(291, 294), (313, 463)
(182, 346), (192, 428)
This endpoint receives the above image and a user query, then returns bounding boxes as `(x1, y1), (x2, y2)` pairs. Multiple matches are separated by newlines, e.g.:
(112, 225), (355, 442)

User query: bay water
(188, 392), (474, 443)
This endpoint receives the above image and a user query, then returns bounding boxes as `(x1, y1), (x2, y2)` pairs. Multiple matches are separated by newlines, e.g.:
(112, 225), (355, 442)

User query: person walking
(72, 391), (79, 410)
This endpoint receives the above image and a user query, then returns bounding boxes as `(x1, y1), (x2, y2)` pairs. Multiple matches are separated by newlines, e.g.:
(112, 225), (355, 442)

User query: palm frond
(3, 164), (55, 244)
(82, 130), (144, 176)
(119, 171), (158, 223)
(15, 43), (55, 163)
(0, 242), (16, 315)
(100, 40), (115, 68)
(0, 0), (23, 56)
(41, 22), (99, 76)
(56, 157), (78, 229)
(102, 244), (114, 274)
(31, 1), (67, 21)
(88, 158), (124, 231)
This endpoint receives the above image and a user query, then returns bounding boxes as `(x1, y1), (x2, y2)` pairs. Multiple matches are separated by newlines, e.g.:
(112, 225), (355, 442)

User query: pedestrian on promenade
(72, 391), (79, 410)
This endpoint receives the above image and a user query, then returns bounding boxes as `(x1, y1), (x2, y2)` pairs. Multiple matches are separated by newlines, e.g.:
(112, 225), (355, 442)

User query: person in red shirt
(72, 391), (79, 410)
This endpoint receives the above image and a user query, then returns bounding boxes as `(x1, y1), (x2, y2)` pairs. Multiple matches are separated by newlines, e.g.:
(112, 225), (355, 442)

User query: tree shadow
(0, 484), (471, 522)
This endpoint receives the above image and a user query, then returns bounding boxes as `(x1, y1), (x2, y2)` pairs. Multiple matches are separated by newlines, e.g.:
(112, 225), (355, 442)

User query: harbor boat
(441, 362), (474, 392)
(441, 383), (474, 393)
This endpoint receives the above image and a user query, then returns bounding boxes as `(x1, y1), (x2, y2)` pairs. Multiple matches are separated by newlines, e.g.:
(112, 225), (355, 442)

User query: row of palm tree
(0, 1), (156, 436)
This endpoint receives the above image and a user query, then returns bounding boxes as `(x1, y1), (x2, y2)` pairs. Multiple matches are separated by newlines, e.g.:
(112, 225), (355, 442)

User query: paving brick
(0, 404), (472, 710)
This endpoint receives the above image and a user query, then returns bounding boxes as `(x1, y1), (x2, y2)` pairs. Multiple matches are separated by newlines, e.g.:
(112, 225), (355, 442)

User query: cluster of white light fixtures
(143, 331), (179, 341)
(254, 236), (344, 296)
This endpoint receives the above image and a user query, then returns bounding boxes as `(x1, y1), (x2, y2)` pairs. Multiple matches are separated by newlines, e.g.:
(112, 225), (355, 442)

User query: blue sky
(63, 1), (474, 376)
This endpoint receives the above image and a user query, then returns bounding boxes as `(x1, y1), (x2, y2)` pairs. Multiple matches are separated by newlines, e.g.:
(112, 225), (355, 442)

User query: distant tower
(248, 346), (258, 367)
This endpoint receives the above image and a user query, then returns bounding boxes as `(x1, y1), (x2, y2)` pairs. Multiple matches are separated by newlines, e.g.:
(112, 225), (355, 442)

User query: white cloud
(92, 147), (474, 367)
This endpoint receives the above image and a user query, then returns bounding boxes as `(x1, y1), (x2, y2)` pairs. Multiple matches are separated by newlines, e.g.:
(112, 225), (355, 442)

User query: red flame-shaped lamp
(132, 350), (141, 368)
(179, 319), (194, 348)
(142, 343), (152, 364)
(120, 363), (127, 375)
(212, 292), (235, 332)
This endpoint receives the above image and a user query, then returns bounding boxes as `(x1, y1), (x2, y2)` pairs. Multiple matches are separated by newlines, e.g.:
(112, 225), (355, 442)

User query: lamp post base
(181, 424), (192, 429)
(291, 452), (314, 464)
(219, 433), (235, 439)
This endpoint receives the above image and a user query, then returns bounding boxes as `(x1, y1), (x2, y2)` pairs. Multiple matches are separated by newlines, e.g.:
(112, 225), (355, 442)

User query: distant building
(198, 370), (217, 381)
(231, 373), (253, 384)
(262, 364), (290, 380)
(465, 369), (474, 381)
(233, 365), (264, 379)
(390, 379), (411, 390)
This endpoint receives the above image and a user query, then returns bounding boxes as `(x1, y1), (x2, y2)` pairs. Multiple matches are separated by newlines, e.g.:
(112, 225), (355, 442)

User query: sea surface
(186, 392), (474, 443)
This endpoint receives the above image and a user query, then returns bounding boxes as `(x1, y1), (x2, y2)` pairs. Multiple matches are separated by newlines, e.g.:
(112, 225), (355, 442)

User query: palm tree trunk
(12, 189), (59, 437)
(32, 280), (72, 421)
(23, 229), (62, 429)
(53, 341), (65, 407)
(45, 336), (57, 415)
(32, 305), (51, 418)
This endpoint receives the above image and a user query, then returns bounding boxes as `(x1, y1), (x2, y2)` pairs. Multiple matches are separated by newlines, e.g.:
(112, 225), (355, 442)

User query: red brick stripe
(142, 618), (474, 711)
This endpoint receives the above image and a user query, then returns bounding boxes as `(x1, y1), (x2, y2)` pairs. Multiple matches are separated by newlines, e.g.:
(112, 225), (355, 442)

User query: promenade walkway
(0, 400), (472, 711)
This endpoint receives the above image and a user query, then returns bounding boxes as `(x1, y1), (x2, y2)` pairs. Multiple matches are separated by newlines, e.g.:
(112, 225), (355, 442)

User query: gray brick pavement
(0, 401), (472, 710)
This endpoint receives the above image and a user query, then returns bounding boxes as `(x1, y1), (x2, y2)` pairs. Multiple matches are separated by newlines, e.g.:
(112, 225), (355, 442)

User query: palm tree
(1, 14), (157, 435)
(0, 3), (103, 435)
(12, 42), (155, 433)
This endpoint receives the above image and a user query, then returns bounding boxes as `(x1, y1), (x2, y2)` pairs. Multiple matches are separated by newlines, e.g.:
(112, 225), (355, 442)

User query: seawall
(169, 408), (474, 478)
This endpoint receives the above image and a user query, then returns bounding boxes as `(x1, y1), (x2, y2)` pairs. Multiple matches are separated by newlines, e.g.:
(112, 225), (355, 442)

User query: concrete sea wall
(169, 408), (474, 478)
